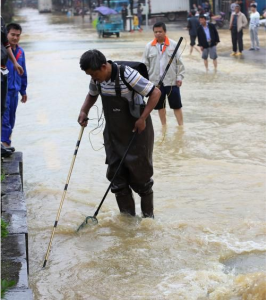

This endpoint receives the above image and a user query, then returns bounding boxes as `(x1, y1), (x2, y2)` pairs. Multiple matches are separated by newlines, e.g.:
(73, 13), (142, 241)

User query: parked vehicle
(96, 14), (123, 38)
(38, 0), (52, 13)
(211, 12), (225, 28)
(148, 0), (189, 21)
(104, 0), (189, 21)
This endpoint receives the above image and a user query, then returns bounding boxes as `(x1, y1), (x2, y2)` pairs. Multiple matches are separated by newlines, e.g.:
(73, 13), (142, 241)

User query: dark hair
(199, 14), (207, 19)
(80, 49), (107, 71)
(250, 4), (257, 8)
(153, 22), (167, 32)
(191, 10), (196, 15)
(6, 23), (22, 33)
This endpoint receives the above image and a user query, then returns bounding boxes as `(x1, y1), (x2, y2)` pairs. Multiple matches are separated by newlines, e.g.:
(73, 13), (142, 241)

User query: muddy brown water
(12, 8), (266, 300)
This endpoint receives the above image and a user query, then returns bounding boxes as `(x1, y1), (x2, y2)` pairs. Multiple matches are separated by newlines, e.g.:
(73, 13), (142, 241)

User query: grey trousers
(250, 26), (259, 49)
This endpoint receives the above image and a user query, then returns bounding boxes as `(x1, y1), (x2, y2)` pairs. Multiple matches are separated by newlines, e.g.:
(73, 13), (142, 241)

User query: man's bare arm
(78, 93), (99, 127)
(7, 47), (24, 75)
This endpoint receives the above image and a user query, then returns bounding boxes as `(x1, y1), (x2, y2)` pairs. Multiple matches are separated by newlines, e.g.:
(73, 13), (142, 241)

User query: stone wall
(1, 152), (33, 300)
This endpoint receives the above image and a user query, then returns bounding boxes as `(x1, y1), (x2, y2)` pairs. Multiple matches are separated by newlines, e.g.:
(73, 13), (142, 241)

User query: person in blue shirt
(1, 17), (24, 157)
(202, 1), (211, 13)
(197, 15), (220, 71)
(2, 23), (27, 148)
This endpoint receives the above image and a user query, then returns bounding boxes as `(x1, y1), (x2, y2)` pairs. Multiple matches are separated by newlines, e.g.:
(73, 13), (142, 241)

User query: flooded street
(13, 8), (265, 299)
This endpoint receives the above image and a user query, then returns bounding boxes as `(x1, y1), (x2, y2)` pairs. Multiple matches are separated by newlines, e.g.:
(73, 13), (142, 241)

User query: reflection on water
(12, 8), (266, 300)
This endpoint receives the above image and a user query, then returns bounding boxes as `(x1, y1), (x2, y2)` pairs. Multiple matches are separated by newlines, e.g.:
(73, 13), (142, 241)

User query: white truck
(144, 0), (189, 21)
(38, 0), (52, 13)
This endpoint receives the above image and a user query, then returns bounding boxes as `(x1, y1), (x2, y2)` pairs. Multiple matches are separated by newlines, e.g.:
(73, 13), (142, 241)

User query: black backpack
(114, 61), (149, 94)
(1, 17), (8, 67)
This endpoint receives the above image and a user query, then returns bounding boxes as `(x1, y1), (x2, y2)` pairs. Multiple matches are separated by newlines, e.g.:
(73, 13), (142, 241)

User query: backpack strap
(115, 65), (122, 97)
(119, 64), (134, 92)
(97, 81), (101, 94)
(119, 64), (136, 110)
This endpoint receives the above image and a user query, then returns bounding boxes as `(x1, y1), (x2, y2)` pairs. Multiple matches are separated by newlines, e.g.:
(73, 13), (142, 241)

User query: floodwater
(13, 8), (265, 300)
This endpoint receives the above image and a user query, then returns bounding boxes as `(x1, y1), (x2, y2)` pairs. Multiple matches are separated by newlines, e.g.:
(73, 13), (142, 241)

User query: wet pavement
(10, 8), (266, 300)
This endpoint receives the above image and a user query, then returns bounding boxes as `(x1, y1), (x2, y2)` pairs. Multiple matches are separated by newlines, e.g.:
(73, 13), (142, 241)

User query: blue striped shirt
(89, 63), (154, 105)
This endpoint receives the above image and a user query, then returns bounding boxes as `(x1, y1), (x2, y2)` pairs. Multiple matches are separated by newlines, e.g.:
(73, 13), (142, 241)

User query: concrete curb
(1, 152), (33, 300)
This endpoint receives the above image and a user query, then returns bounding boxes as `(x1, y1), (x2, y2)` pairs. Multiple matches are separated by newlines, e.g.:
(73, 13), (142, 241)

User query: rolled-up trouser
(202, 46), (218, 60)
(250, 26), (259, 48)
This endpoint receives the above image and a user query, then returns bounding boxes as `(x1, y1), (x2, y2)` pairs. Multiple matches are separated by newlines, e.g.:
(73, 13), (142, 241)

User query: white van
(38, 0), (52, 13)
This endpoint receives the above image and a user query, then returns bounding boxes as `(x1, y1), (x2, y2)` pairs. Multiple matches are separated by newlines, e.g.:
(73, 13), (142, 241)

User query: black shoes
(6, 146), (15, 152)
(1, 144), (13, 158)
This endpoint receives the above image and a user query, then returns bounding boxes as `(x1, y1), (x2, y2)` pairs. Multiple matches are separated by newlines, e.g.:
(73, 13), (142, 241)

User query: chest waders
(100, 66), (154, 217)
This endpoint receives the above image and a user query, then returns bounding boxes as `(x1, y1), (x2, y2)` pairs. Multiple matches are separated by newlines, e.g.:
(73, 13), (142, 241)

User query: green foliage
(1, 165), (5, 182)
(1, 219), (8, 239)
(1, 221), (15, 298)
(1, 279), (16, 298)
(1, 173), (5, 182)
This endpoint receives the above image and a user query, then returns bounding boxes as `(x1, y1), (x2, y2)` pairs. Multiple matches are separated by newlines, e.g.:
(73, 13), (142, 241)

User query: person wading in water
(78, 50), (161, 218)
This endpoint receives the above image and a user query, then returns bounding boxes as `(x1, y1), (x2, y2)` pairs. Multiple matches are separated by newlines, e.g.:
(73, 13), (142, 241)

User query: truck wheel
(116, 32), (120, 38)
(167, 13), (176, 22)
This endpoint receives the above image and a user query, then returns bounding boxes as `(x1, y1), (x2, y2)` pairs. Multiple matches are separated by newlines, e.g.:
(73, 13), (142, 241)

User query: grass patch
(1, 166), (5, 182)
(1, 279), (16, 298)
(1, 220), (15, 298)
(1, 219), (8, 239)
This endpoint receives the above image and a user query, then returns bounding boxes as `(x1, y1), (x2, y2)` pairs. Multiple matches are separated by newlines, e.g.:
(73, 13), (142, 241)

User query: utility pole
(82, 0), (84, 18)
(130, 0), (133, 15)
(89, 0), (92, 21)
(145, 0), (148, 30)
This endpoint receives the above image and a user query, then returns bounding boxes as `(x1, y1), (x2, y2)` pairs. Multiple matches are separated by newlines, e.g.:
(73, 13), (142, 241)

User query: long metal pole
(93, 132), (137, 218)
(76, 132), (137, 232)
(157, 37), (183, 88)
(43, 126), (85, 268)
